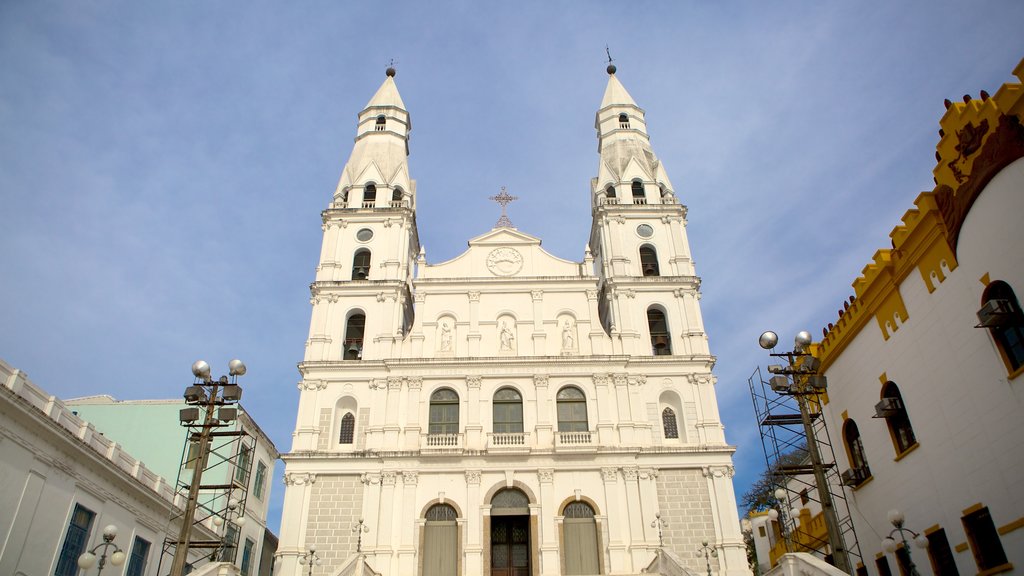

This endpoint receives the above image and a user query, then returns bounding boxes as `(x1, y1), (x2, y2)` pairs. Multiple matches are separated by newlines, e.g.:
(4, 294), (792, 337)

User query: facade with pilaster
(277, 66), (751, 576)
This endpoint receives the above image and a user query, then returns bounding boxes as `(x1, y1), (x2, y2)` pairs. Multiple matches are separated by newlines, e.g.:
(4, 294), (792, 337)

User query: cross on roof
(489, 186), (518, 228)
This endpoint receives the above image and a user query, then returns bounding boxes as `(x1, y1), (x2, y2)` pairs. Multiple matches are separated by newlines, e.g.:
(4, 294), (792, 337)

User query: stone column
(377, 471), (398, 569)
(533, 375), (552, 447)
(466, 376), (483, 450)
(585, 289), (604, 354)
(405, 377), (423, 450)
(398, 471), (418, 575)
(614, 374), (635, 444)
(594, 374), (616, 445)
(384, 377), (402, 446)
(279, 472), (318, 576)
(622, 466), (646, 571)
(538, 469), (558, 576)
(465, 470), (483, 576)
(602, 467), (629, 572)
(704, 466), (749, 576)
(468, 291), (481, 356)
(531, 290), (546, 354)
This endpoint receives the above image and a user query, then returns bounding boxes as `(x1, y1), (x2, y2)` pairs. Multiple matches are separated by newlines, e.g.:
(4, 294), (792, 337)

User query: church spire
(332, 68), (415, 210)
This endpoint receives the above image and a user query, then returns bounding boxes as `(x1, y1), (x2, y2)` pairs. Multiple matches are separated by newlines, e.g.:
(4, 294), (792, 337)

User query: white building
(811, 59), (1024, 576)
(277, 65), (751, 576)
(0, 358), (217, 576)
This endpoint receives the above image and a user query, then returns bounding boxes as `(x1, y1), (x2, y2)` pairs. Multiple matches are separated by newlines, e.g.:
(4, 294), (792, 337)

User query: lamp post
(77, 525), (126, 575)
(650, 512), (668, 547)
(881, 509), (929, 576)
(758, 330), (851, 573)
(298, 545), (321, 576)
(169, 359), (246, 576)
(353, 518), (370, 554)
(696, 540), (718, 576)
(210, 498), (248, 561)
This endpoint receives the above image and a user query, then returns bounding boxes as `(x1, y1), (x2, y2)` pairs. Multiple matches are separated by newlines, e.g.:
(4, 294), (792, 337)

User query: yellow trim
(998, 515), (1024, 535)
(878, 373), (888, 385)
(917, 233), (958, 293)
(924, 524), (941, 536)
(978, 563), (1014, 576)
(954, 542), (969, 553)
(893, 442), (920, 462)
(962, 502), (985, 516)
(851, 475), (874, 491)
(980, 272), (991, 286)
(1008, 364), (1024, 381)
(876, 552), (886, 560)
(841, 410), (849, 421)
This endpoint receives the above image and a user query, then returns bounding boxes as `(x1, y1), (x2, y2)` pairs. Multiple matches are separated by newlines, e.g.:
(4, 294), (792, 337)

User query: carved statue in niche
(499, 321), (515, 352)
(561, 319), (577, 354)
(439, 321), (453, 352)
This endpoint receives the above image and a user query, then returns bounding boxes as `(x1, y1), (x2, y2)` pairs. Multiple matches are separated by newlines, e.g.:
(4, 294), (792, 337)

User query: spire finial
(489, 186), (519, 228)
(386, 58), (397, 77)
(605, 45), (616, 75)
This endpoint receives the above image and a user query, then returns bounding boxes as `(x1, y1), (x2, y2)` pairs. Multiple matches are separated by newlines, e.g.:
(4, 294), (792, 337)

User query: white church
(277, 65), (751, 576)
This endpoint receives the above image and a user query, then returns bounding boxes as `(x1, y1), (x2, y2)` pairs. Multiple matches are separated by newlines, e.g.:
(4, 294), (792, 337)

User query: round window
(356, 228), (374, 242)
(636, 224), (654, 238)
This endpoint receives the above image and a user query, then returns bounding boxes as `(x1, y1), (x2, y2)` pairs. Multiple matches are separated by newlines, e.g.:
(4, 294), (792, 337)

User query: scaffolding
(748, 366), (862, 572)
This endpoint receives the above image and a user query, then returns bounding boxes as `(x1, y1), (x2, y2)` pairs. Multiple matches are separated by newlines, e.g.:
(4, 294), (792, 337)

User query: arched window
(639, 245), (659, 276)
(843, 419), (870, 482)
(631, 180), (645, 204)
(429, 389), (459, 435)
(424, 504), (458, 576)
(338, 412), (355, 444)
(391, 187), (403, 206)
(556, 387), (588, 432)
(352, 249), (371, 280)
(605, 185), (616, 200)
(878, 382), (916, 454)
(493, 387), (524, 434)
(375, 115), (386, 131)
(662, 407), (679, 439)
(978, 281), (1024, 372)
(363, 183), (376, 207)
(647, 308), (672, 355)
(344, 313), (365, 360)
(618, 113), (630, 129)
(563, 501), (600, 575)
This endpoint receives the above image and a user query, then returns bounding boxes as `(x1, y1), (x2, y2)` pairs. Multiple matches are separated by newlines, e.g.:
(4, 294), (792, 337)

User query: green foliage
(741, 445), (808, 514)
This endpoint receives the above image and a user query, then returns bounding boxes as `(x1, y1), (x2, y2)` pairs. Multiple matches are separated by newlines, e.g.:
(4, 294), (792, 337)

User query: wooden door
(491, 516), (530, 576)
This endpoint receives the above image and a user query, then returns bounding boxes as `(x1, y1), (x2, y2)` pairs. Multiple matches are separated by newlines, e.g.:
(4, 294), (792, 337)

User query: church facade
(277, 66), (750, 576)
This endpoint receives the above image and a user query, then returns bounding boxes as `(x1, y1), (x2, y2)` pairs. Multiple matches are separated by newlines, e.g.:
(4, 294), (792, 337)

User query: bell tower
(306, 67), (419, 365)
(589, 64), (709, 359)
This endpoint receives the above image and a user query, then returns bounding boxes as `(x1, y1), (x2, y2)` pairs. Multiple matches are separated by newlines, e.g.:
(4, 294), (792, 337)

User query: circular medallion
(636, 224), (654, 238)
(486, 247), (524, 276)
(356, 228), (374, 242)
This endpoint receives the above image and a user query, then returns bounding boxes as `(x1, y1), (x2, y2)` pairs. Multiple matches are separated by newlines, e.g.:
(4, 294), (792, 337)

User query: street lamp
(881, 509), (929, 576)
(169, 359), (247, 576)
(353, 518), (370, 554)
(298, 545), (321, 576)
(696, 540), (718, 576)
(210, 498), (248, 560)
(77, 525), (126, 575)
(650, 512), (668, 547)
(757, 330), (851, 573)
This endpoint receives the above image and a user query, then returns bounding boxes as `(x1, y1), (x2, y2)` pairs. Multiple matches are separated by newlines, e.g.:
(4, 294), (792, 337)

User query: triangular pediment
(467, 228), (542, 247)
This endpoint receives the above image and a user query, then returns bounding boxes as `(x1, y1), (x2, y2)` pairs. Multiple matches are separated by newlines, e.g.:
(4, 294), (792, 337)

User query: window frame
(253, 460), (267, 500)
(880, 382), (917, 456)
(125, 536), (152, 576)
(661, 407), (679, 439)
(54, 503), (96, 576)
(556, 386), (589, 432)
(339, 412), (356, 444)
(647, 307), (672, 355)
(639, 244), (660, 276)
(843, 419), (871, 484)
(492, 387), (524, 434)
(962, 505), (1009, 572)
(980, 281), (1024, 376)
(428, 388), (460, 435)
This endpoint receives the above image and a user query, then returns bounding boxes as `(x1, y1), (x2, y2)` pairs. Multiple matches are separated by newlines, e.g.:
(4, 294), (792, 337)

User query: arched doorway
(490, 488), (530, 576)
(423, 503), (458, 576)
(562, 501), (600, 575)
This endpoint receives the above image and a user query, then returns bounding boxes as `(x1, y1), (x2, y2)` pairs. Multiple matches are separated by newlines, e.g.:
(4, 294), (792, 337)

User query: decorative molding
(381, 471), (397, 486)
(387, 377), (403, 390)
(284, 473), (317, 486)
(402, 471), (419, 485)
(594, 374), (612, 387)
(531, 290), (544, 301)
(586, 289), (599, 300)
(299, 380), (327, 391)
(466, 376), (482, 389)
(465, 470), (482, 484)
(407, 376), (423, 390)
(638, 468), (658, 480)
(621, 467), (639, 481)
(628, 375), (647, 387)
(414, 292), (427, 303)
(369, 379), (388, 391)
(601, 467), (618, 482)
(538, 469), (554, 483)
(613, 374), (629, 387)
(703, 465), (735, 479)
(361, 472), (381, 486)
(533, 375), (549, 388)
(467, 291), (481, 302)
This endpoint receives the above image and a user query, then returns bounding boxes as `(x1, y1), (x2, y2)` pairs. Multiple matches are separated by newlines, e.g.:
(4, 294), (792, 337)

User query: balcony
(487, 432), (530, 453)
(422, 433), (463, 452)
(555, 430), (592, 450)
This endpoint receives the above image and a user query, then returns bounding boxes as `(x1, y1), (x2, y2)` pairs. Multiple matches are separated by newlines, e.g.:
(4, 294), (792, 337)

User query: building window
(647, 308), (672, 355)
(375, 115), (386, 131)
(563, 501), (600, 575)
(339, 412), (355, 444)
(344, 313), (365, 360)
(241, 538), (255, 576)
(875, 556), (893, 576)
(235, 444), (251, 484)
(895, 546), (912, 576)
(184, 441), (200, 469)
(661, 407), (679, 439)
(221, 523), (239, 562)
(878, 382), (917, 455)
(556, 386), (588, 432)
(55, 504), (95, 576)
(926, 528), (959, 576)
(843, 419), (870, 482)
(639, 245), (660, 276)
(363, 183), (377, 207)
(424, 504), (458, 575)
(799, 488), (810, 506)
(618, 113), (630, 129)
(253, 460), (267, 500)
(429, 389), (459, 435)
(125, 536), (151, 576)
(605, 185), (616, 201)
(391, 187), (403, 206)
(855, 565), (868, 576)
(631, 180), (645, 204)
(978, 280), (1024, 372)
(493, 387), (524, 434)
(352, 249), (371, 280)
(962, 506), (1008, 572)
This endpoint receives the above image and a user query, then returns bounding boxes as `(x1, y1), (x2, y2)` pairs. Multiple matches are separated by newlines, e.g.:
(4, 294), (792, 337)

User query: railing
(620, 122), (630, 129)
(488, 432), (529, 448)
(389, 200), (405, 208)
(632, 197), (647, 205)
(424, 433), (462, 448)
(601, 197), (620, 205)
(555, 430), (592, 446)
(768, 510), (831, 565)
(361, 201), (376, 208)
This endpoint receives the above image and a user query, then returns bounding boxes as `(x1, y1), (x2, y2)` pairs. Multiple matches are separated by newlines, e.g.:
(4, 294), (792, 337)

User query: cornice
(299, 353), (715, 374)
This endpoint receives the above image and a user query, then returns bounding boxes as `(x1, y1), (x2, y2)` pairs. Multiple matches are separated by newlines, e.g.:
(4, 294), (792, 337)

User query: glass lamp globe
(111, 551), (127, 566)
(77, 552), (97, 569)
(887, 509), (905, 526)
(767, 509), (779, 521)
(299, 556), (307, 565)
(102, 524), (118, 539)
(881, 537), (898, 553)
(914, 534), (929, 549)
(236, 517), (247, 527)
(773, 488), (786, 500)
(212, 516), (224, 527)
(790, 507), (802, 519)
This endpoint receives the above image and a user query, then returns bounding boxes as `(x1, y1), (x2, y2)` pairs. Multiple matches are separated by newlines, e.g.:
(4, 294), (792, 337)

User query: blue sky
(1, 1), (1021, 533)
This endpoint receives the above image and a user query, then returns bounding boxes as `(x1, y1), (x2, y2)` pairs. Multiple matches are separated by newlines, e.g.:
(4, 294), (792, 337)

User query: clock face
(356, 228), (374, 241)
(486, 247), (524, 276)
(637, 224), (654, 238)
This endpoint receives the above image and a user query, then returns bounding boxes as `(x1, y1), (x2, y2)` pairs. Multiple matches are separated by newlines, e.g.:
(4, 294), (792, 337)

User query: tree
(741, 444), (808, 514)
